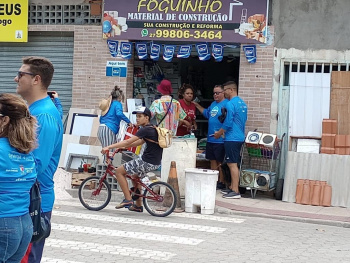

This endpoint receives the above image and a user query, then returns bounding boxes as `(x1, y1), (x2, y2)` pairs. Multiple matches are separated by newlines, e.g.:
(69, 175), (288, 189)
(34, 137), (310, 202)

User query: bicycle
(78, 150), (177, 217)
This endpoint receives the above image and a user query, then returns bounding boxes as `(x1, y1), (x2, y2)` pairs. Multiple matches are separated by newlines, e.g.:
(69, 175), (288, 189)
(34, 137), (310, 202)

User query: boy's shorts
(205, 142), (225, 162)
(123, 157), (160, 177)
(224, 141), (243, 163)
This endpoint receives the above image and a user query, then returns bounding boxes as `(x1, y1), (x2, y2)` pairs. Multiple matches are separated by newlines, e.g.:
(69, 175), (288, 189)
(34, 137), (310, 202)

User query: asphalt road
(42, 198), (350, 263)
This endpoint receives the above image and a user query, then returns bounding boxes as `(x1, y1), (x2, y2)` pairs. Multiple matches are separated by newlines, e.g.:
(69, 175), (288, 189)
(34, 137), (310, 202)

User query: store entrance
(133, 46), (240, 138)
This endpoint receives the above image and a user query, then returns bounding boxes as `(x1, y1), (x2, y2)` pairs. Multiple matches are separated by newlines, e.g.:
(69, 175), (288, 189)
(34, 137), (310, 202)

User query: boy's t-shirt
(135, 125), (163, 165)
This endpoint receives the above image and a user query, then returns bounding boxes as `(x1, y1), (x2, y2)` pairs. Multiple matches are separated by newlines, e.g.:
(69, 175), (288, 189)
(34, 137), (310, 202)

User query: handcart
(239, 132), (286, 198)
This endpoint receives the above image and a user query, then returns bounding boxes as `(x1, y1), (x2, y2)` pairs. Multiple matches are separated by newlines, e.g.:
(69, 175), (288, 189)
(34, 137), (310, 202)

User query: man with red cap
(149, 79), (190, 135)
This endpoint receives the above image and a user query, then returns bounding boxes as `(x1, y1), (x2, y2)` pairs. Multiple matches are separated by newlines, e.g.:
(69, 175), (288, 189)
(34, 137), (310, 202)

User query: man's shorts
(123, 157), (160, 177)
(205, 142), (225, 162)
(224, 141), (244, 163)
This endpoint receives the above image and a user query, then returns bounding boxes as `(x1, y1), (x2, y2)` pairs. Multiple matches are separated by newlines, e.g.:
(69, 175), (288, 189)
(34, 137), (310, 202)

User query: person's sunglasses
(0, 113), (5, 117)
(17, 71), (35, 79)
(213, 91), (223, 95)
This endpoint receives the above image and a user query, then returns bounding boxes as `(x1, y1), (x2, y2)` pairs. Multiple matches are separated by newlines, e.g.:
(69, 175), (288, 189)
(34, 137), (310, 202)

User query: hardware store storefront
(104, 0), (275, 135)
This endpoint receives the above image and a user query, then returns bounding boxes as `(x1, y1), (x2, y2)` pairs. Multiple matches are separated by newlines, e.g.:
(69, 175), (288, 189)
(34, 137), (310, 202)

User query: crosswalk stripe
(53, 210), (226, 233)
(54, 200), (245, 223)
(171, 212), (246, 223)
(51, 223), (203, 245)
(45, 239), (176, 261)
(42, 257), (84, 263)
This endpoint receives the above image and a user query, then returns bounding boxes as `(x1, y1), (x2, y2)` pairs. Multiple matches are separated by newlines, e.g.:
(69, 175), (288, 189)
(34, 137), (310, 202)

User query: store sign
(0, 0), (29, 42)
(106, 61), (127, 77)
(103, 0), (268, 43)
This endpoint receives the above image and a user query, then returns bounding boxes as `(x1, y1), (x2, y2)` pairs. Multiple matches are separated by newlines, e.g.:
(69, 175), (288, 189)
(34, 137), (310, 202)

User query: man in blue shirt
(194, 85), (228, 189)
(15, 56), (63, 263)
(214, 81), (247, 199)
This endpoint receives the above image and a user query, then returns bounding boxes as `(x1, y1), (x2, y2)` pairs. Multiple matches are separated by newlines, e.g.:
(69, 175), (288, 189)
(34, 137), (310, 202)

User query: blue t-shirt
(30, 96), (63, 212)
(0, 138), (37, 218)
(222, 96), (248, 142)
(202, 99), (228, 143)
(100, 100), (131, 134)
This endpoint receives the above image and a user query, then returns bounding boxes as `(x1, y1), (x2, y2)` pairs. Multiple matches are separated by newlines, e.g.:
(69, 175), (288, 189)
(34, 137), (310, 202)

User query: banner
(196, 43), (210, 61)
(150, 43), (161, 61)
(211, 43), (225, 62)
(177, 45), (191, 59)
(136, 42), (148, 60)
(163, 45), (176, 62)
(0, 0), (29, 42)
(103, 0), (268, 43)
(243, 45), (257, 63)
(120, 42), (133, 59)
(107, 40), (118, 57)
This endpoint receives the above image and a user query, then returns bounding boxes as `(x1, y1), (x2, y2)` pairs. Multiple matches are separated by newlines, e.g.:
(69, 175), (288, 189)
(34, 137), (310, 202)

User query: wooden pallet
(71, 172), (95, 187)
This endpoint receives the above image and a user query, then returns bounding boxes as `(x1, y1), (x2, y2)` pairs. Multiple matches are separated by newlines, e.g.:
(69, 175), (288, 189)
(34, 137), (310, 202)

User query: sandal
(128, 204), (143, 213)
(115, 199), (133, 209)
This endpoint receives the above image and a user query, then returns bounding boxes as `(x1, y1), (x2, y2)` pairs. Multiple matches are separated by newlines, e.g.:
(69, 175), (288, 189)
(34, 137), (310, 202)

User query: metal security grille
(28, 4), (102, 25)
(0, 32), (74, 117)
(283, 62), (350, 86)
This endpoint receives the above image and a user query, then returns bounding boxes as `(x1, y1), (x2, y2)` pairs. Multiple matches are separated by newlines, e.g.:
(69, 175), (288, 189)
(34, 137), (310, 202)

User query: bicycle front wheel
(78, 176), (111, 211)
(143, 181), (176, 217)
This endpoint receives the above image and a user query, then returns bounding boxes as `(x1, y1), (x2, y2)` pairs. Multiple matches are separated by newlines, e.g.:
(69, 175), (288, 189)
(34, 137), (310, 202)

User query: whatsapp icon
(141, 29), (148, 37)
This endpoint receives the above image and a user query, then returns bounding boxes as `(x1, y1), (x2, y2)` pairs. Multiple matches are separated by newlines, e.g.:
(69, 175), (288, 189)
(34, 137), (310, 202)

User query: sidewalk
(215, 190), (350, 228)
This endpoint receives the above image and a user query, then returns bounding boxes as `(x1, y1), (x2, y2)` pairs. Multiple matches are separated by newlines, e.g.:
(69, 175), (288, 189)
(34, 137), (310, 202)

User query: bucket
(185, 168), (218, 215)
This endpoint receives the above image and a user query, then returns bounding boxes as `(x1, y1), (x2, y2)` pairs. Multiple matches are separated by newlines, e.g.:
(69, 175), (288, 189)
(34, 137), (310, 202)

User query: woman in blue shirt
(0, 93), (38, 262)
(98, 86), (131, 147)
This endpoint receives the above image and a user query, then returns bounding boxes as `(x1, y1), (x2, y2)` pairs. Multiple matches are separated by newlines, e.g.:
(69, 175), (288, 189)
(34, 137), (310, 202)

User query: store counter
(161, 137), (197, 198)
(283, 151), (350, 208)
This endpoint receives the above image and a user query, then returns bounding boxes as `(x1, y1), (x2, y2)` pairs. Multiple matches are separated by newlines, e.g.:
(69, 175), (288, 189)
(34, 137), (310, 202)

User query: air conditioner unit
(259, 133), (277, 148)
(254, 172), (276, 190)
(240, 169), (259, 188)
(245, 131), (262, 145)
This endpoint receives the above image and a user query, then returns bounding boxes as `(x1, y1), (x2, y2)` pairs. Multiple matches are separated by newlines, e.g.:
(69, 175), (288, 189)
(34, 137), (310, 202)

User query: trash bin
(185, 168), (218, 215)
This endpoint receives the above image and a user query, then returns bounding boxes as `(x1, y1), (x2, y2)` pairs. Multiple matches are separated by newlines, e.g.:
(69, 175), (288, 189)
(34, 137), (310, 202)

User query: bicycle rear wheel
(78, 176), (111, 211)
(143, 181), (176, 217)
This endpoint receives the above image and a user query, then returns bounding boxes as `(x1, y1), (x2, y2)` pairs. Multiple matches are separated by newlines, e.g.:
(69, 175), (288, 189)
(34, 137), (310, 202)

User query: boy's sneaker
(220, 188), (231, 194)
(128, 204), (143, 213)
(222, 190), (241, 199)
(115, 199), (133, 209)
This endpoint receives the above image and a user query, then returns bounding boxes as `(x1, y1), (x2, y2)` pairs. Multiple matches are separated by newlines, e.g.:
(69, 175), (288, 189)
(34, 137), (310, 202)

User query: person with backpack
(149, 79), (190, 135)
(101, 107), (162, 212)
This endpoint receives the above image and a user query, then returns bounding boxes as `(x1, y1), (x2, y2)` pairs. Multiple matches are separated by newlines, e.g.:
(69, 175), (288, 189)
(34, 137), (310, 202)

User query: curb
(214, 205), (350, 228)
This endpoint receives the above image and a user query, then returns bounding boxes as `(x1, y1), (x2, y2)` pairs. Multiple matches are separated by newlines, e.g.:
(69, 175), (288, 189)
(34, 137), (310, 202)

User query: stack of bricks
(321, 119), (350, 155)
(321, 119), (337, 154)
(334, 135), (350, 155)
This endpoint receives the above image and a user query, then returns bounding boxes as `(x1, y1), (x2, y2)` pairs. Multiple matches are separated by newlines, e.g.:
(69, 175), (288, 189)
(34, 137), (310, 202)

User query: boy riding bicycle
(101, 107), (162, 212)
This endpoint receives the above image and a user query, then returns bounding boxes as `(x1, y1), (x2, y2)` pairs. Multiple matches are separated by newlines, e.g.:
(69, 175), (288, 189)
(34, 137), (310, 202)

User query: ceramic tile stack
(334, 135), (350, 155)
(320, 119), (337, 154)
(295, 179), (332, 207)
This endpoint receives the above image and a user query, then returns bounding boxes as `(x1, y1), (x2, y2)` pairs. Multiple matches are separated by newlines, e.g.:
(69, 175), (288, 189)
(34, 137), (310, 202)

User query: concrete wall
(29, 25), (134, 111)
(272, 0), (350, 51)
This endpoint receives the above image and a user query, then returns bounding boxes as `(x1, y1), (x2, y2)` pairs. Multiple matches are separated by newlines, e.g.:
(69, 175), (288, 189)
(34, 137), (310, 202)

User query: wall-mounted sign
(0, 0), (28, 42)
(106, 61), (127, 77)
(103, 0), (268, 43)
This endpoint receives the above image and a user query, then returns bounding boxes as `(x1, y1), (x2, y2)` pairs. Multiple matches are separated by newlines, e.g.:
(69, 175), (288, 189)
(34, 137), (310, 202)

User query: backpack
(145, 126), (173, 148)
(29, 181), (51, 243)
(154, 126), (172, 148)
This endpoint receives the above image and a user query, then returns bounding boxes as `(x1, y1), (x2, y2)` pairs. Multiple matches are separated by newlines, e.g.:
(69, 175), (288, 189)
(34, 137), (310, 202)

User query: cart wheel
(275, 179), (284, 200)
